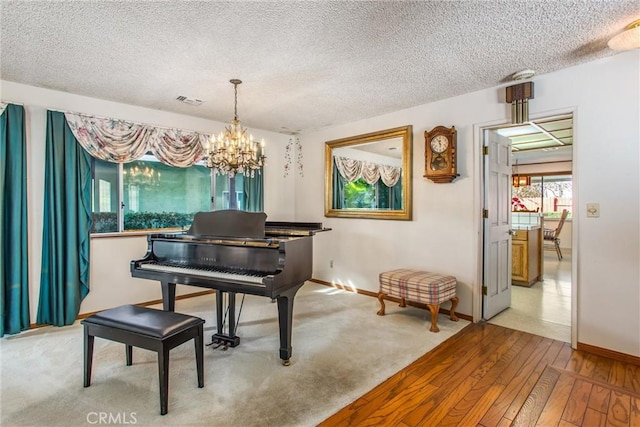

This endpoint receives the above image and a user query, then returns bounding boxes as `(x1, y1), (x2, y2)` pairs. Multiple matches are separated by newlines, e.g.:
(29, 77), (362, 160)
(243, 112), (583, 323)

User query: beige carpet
(0, 283), (468, 427)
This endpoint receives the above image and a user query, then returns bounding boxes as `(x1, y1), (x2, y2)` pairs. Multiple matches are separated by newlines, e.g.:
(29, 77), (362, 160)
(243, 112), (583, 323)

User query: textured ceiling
(1, 1), (638, 134)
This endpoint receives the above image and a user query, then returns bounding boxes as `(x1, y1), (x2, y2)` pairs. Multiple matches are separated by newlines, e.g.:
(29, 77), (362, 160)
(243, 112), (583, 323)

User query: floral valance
(64, 112), (210, 167)
(334, 156), (401, 187)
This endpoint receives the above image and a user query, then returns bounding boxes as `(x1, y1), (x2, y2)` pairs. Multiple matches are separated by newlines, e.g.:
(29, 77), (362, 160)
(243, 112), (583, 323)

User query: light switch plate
(586, 203), (600, 218)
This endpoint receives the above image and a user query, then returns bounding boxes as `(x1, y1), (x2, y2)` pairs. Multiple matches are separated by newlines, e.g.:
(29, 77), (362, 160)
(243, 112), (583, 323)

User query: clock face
(430, 135), (449, 153)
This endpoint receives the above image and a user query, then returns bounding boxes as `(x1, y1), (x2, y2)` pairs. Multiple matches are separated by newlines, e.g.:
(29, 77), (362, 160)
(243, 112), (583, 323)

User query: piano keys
(130, 210), (328, 365)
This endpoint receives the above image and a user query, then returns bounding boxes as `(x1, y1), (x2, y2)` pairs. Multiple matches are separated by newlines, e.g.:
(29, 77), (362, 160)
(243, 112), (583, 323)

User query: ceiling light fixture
(512, 159), (530, 188)
(512, 69), (536, 81)
(204, 79), (265, 176)
(608, 19), (640, 51)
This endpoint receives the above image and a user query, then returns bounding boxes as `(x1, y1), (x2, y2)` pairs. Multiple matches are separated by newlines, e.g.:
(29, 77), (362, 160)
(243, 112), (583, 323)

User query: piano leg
(161, 282), (176, 311)
(211, 290), (240, 347)
(276, 283), (304, 366)
(215, 290), (223, 334)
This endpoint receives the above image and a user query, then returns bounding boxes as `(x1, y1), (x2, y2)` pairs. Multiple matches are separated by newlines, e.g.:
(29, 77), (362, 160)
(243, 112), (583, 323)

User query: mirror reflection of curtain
(374, 173), (402, 210)
(392, 172), (402, 209)
(376, 180), (390, 209)
(334, 156), (400, 187)
(332, 163), (344, 209)
(0, 103), (31, 336)
(37, 110), (92, 327)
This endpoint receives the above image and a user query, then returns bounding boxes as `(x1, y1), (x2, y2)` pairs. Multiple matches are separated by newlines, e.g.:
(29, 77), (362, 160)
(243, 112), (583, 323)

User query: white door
(483, 129), (513, 319)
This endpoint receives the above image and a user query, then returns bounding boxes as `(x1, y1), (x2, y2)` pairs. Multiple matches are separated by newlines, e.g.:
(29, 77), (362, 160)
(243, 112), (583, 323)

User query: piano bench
(377, 269), (459, 333)
(81, 305), (205, 415)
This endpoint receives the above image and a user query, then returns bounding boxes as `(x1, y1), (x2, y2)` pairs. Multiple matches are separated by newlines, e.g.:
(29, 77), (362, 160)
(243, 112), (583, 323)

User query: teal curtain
(332, 162), (344, 209)
(36, 111), (92, 326)
(244, 169), (264, 212)
(0, 104), (30, 336)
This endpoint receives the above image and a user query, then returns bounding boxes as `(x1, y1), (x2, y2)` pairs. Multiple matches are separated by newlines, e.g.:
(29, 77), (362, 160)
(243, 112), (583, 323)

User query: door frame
(472, 107), (578, 349)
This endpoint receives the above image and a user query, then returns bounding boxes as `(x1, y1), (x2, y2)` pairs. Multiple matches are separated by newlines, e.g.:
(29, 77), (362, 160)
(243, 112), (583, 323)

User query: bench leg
(450, 296), (459, 322)
(126, 345), (133, 366)
(399, 298), (406, 308)
(426, 304), (440, 333)
(158, 346), (170, 415)
(84, 327), (94, 387)
(195, 325), (204, 388)
(376, 292), (386, 316)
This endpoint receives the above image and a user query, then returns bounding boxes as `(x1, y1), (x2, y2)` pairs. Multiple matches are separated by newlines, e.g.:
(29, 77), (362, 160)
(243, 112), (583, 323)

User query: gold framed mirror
(325, 125), (412, 220)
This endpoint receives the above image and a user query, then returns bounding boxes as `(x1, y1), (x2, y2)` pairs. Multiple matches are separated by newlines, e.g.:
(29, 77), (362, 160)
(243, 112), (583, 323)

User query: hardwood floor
(319, 322), (640, 426)
(488, 251), (572, 343)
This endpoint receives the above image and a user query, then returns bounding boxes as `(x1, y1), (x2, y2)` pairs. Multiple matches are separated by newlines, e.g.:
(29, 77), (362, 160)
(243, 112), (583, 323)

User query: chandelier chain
(233, 81), (238, 121)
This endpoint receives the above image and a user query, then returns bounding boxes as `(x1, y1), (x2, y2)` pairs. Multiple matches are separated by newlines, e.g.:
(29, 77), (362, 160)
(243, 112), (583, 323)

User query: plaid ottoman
(377, 268), (459, 332)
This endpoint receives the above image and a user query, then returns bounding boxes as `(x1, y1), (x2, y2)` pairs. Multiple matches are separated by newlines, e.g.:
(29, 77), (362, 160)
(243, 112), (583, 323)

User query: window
(92, 159), (119, 233)
(214, 172), (246, 210)
(90, 155), (263, 234)
(512, 174), (572, 219)
(129, 185), (139, 212)
(98, 179), (112, 212)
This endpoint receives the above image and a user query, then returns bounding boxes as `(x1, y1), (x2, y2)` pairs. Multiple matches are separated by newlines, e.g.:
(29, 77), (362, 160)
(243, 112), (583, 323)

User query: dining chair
(544, 209), (568, 260)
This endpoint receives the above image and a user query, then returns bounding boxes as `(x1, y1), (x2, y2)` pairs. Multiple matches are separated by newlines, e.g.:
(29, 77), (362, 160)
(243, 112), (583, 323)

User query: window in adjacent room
(512, 174), (572, 219)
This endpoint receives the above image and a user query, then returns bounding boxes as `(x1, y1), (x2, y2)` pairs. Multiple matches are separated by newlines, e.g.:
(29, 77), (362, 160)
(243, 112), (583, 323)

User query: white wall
(1, 81), (294, 317)
(296, 51), (640, 358)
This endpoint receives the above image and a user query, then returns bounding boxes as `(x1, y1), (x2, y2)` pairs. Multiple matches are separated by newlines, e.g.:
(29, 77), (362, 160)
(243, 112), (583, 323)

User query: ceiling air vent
(176, 96), (203, 106)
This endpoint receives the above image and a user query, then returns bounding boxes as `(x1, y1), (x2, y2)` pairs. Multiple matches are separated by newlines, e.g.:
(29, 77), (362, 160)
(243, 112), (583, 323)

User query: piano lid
(265, 221), (331, 237)
(186, 210), (331, 238)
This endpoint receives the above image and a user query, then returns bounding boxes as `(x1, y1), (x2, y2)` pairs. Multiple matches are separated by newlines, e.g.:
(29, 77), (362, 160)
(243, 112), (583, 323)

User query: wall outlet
(329, 260), (334, 268)
(586, 203), (600, 218)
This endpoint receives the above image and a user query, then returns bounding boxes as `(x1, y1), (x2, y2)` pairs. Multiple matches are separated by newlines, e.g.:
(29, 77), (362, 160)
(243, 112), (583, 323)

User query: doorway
(481, 113), (574, 343)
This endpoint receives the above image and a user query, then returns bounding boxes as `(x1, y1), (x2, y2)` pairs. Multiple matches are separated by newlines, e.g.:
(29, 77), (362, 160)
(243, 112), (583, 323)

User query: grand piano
(130, 210), (327, 365)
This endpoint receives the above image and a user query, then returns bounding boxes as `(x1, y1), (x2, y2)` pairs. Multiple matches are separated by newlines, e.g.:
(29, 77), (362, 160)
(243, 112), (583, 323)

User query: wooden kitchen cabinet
(512, 228), (541, 286)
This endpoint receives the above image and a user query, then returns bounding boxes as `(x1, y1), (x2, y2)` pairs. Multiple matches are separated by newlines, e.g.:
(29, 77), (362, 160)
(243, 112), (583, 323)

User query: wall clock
(424, 125), (458, 183)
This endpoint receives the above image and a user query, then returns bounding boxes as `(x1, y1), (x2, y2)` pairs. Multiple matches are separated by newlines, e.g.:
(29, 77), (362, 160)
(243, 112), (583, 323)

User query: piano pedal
(207, 341), (225, 350)
(210, 333), (240, 349)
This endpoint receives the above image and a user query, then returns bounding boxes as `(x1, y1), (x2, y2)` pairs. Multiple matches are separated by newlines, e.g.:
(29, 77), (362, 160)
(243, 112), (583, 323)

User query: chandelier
(205, 79), (266, 176)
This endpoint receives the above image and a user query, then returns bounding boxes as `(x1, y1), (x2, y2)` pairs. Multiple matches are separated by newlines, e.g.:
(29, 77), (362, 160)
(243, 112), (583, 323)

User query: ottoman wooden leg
(399, 298), (406, 308)
(426, 304), (440, 333)
(376, 292), (386, 316)
(450, 296), (459, 322)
